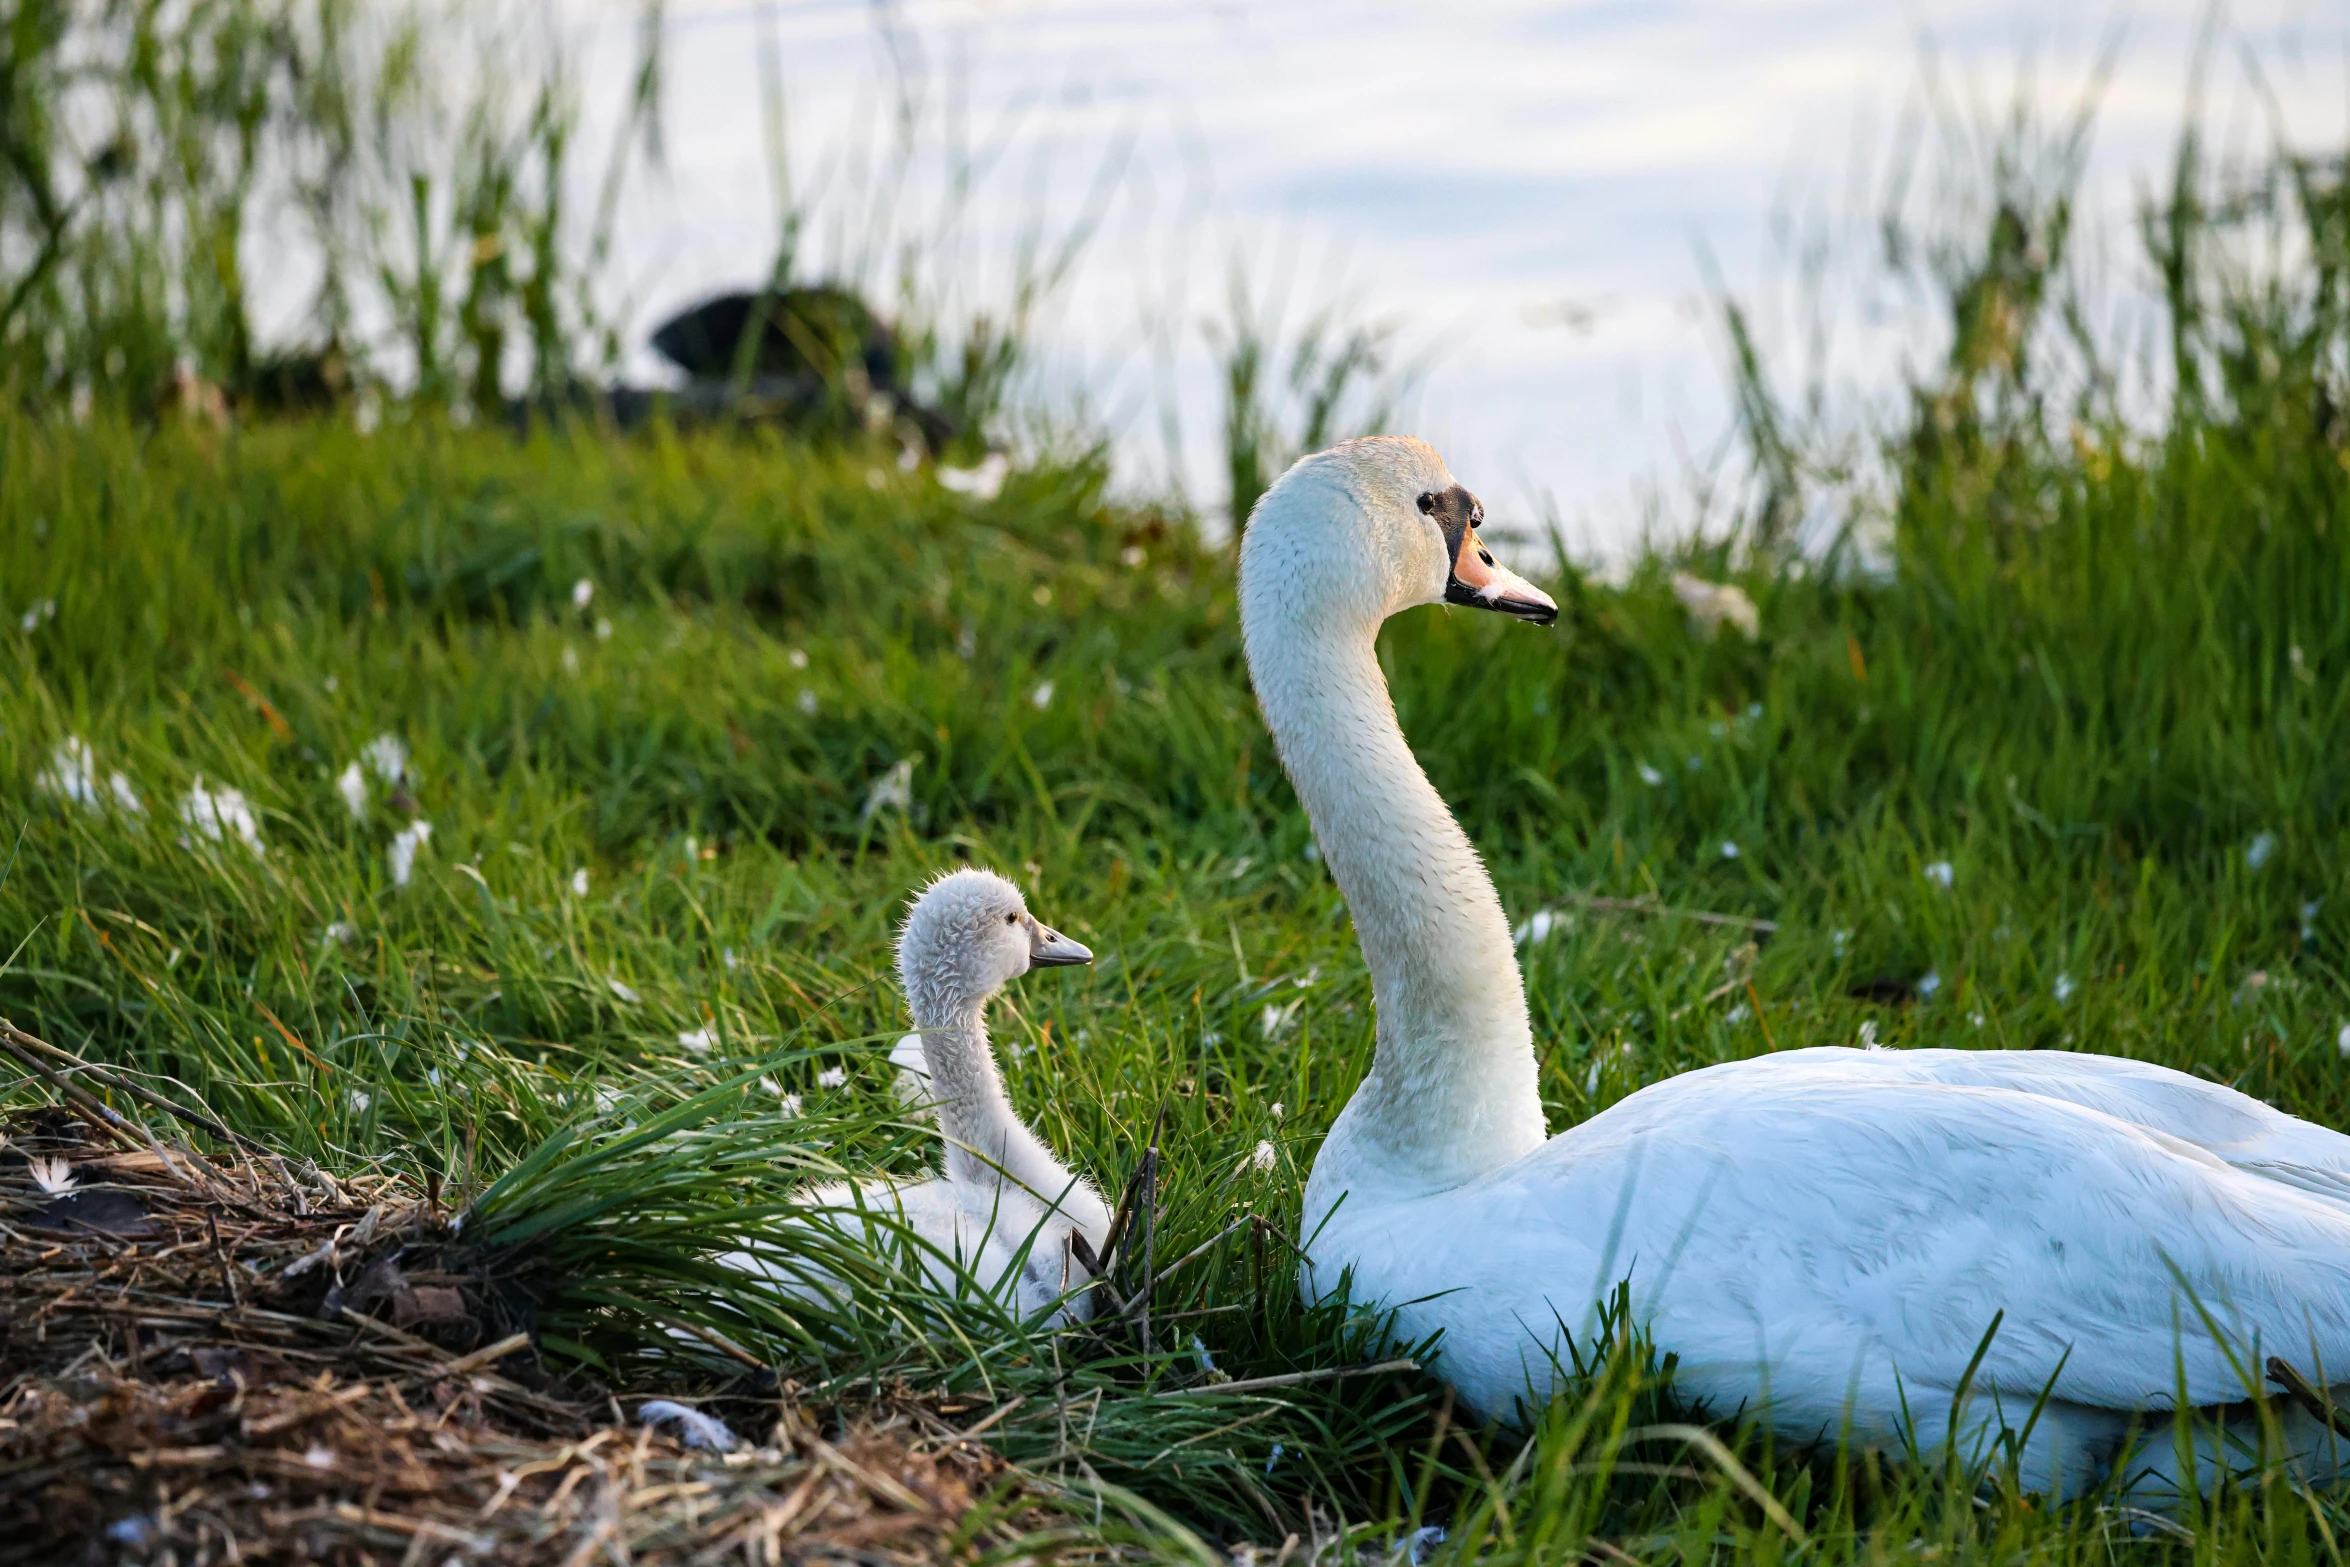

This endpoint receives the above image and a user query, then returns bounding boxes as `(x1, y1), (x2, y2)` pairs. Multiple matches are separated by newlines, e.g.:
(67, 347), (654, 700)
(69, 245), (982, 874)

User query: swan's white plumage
(728, 869), (1109, 1324)
(1239, 436), (2350, 1501)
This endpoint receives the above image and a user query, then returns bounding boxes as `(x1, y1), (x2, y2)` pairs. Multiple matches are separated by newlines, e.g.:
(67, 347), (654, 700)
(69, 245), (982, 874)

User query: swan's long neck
(1250, 610), (1547, 1195)
(914, 996), (1100, 1228)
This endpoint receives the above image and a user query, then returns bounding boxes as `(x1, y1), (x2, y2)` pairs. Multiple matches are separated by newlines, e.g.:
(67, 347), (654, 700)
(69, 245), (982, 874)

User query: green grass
(5, 387), (2350, 1563)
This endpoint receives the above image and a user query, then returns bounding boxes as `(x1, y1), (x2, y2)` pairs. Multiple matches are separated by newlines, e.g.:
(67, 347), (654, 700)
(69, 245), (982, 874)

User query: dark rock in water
(652, 286), (897, 387)
(242, 345), (352, 413)
(625, 285), (957, 453)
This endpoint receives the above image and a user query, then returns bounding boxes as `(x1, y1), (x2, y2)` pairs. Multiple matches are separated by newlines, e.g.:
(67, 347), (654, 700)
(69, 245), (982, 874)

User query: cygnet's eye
(1005, 913), (1018, 925)
(1416, 492), (1438, 515)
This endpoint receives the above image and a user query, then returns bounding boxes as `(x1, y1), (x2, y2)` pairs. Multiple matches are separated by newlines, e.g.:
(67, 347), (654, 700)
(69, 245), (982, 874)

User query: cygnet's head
(1238, 435), (1556, 636)
(897, 867), (1092, 1021)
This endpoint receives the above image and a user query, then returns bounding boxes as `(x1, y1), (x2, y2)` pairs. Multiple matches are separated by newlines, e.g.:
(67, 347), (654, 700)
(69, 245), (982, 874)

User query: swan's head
(897, 867), (1092, 1019)
(1238, 435), (1557, 636)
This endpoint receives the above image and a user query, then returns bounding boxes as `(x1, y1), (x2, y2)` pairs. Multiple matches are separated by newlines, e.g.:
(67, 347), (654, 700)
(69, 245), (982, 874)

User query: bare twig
(2268, 1356), (2350, 1439)
(659, 1317), (766, 1372)
(0, 1033), (143, 1150)
(2, 1019), (265, 1156)
(1152, 1358), (1420, 1398)
(1137, 1140), (1159, 1357)
(1121, 1213), (1252, 1321)
(206, 1209), (243, 1308)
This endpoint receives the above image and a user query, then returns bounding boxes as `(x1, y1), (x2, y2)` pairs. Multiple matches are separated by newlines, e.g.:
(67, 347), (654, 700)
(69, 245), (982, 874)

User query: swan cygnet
(1238, 434), (2350, 1505)
(731, 869), (1111, 1325)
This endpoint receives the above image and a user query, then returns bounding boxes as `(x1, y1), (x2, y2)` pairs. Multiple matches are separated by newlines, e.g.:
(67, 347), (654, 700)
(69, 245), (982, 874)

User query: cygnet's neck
(1247, 601), (1547, 1195)
(908, 985), (1094, 1222)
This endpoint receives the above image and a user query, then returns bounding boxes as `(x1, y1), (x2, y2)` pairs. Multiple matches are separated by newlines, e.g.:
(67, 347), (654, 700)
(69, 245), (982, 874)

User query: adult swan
(1239, 435), (2350, 1502)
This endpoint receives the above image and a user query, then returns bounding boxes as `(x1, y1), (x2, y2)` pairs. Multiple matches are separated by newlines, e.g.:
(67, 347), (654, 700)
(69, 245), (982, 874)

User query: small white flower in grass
(937, 452), (1010, 500)
(322, 675), (338, 694)
(570, 868), (589, 896)
(595, 1086), (621, 1114)
(1120, 544), (1147, 568)
(2053, 973), (2077, 1003)
(346, 1089), (371, 1114)
(37, 737), (98, 809)
(1832, 929), (1850, 957)
(571, 578), (594, 611)
(2338, 1024), (2350, 1060)
(26, 1155), (75, 1194)
(1857, 1020), (1880, 1049)
(2303, 900), (2323, 942)
(105, 771), (141, 814)
(816, 1066), (847, 1089)
(560, 645), (580, 676)
(1719, 841), (1740, 860)
(1727, 1002), (1751, 1025)
(594, 618), (612, 642)
(362, 734), (408, 786)
(787, 648), (809, 670)
(1514, 908), (1558, 947)
(2248, 832), (2279, 871)
(677, 1027), (716, 1054)
(1669, 572), (1759, 639)
(1918, 970), (1942, 999)
(608, 978), (640, 1005)
(1270, 1101), (1284, 1120)
(1266, 1442), (1285, 1476)
(861, 758), (915, 823)
(722, 947), (740, 971)
(20, 598), (56, 633)
(323, 921), (355, 946)
(1970, 1011), (1987, 1029)
(796, 689), (817, 716)
(387, 820), (432, 888)
(1302, 842), (1320, 863)
(777, 1092), (803, 1118)
(1248, 1139), (1277, 1174)
(180, 778), (264, 855)
(1260, 999), (1301, 1039)
(1031, 680), (1054, 710)
(1636, 762), (1664, 787)
(426, 1067), (441, 1087)
(1924, 861), (1954, 890)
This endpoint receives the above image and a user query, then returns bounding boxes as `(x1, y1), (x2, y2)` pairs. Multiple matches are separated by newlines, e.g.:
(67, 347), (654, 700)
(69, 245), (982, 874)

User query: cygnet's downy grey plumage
(733, 869), (1109, 1324)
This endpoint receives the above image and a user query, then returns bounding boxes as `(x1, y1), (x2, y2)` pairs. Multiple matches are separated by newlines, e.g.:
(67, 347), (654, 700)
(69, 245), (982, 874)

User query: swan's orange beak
(1422, 482), (1558, 625)
(1444, 524), (1558, 625)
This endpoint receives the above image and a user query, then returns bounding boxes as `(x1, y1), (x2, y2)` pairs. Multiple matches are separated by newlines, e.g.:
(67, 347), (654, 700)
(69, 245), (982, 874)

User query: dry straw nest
(0, 1108), (1061, 1565)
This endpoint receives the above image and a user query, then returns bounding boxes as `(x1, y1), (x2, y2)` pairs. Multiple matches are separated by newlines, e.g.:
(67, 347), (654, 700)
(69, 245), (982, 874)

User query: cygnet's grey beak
(1028, 920), (1093, 968)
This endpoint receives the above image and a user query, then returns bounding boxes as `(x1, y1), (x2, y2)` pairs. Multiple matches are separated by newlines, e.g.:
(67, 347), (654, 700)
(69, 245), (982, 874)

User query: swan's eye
(1416, 492), (1438, 515)
(1477, 547), (1495, 567)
